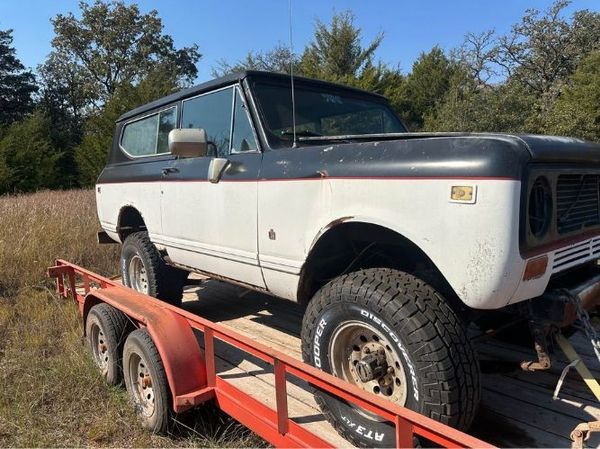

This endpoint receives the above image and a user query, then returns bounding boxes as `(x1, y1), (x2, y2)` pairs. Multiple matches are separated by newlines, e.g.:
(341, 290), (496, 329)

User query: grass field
(0, 189), (264, 447)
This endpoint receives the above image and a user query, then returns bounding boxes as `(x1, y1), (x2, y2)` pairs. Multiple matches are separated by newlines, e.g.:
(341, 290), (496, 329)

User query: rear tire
(301, 268), (480, 447)
(121, 231), (188, 306)
(123, 328), (170, 434)
(85, 303), (130, 385)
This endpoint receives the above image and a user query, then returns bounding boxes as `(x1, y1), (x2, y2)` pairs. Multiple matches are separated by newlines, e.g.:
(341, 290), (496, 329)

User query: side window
(182, 88), (233, 158)
(232, 89), (258, 153)
(121, 114), (158, 157)
(121, 107), (176, 157)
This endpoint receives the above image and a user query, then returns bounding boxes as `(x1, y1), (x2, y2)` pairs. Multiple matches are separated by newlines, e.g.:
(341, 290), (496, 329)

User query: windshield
(252, 81), (406, 147)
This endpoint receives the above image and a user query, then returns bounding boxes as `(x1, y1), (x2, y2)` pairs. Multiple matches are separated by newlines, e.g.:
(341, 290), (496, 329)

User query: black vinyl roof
(117, 70), (387, 122)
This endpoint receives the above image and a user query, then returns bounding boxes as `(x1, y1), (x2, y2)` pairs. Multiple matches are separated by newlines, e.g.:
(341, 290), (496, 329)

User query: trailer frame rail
(48, 259), (494, 449)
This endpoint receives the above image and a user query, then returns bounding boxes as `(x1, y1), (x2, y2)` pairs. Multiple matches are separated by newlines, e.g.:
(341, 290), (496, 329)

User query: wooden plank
(483, 373), (600, 422)
(482, 388), (577, 443)
(494, 363), (598, 403)
(469, 405), (574, 448)
(210, 338), (353, 448)
(478, 336), (600, 376)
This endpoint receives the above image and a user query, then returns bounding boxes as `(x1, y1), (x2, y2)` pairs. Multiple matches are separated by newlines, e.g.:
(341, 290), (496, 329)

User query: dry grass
(0, 189), (265, 447)
(0, 189), (120, 296)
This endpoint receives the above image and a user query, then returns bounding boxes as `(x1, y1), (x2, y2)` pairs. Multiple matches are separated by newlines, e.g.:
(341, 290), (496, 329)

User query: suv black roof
(118, 70), (387, 122)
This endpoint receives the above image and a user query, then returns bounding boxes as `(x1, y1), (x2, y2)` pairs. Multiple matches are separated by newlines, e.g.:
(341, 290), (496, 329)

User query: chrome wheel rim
(90, 321), (109, 375)
(127, 352), (155, 418)
(128, 255), (149, 294)
(329, 320), (408, 420)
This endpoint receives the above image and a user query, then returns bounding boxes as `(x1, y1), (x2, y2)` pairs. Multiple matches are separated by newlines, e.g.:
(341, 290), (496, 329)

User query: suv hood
(516, 134), (600, 164)
(262, 133), (600, 182)
(301, 132), (600, 165)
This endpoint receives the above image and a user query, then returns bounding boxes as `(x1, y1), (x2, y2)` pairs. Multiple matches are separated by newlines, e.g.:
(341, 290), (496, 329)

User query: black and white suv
(96, 70), (600, 446)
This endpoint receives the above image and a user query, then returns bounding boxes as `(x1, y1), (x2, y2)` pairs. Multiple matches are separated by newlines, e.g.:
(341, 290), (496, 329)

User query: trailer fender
(82, 289), (207, 412)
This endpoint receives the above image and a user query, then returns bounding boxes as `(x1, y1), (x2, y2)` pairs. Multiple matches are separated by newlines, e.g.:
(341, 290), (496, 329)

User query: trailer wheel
(301, 268), (480, 448)
(123, 328), (170, 433)
(121, 231), (188, 307)
(85, 303), (129, 385)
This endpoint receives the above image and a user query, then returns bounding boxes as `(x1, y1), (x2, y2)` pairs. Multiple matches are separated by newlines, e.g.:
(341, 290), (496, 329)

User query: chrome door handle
(208, 158), (230, 183)
(161, 167), (179, 176)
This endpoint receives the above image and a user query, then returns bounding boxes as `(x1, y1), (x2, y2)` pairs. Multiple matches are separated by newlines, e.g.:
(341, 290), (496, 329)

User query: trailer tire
(86, 303), (130, 385)
(123, 328), (170, 434)
(301, 268), (480, 448)
(121, 231), (187, 307)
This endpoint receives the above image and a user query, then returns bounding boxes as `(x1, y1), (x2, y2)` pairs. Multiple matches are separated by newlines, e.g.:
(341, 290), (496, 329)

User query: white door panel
(159, 173), (263, 286)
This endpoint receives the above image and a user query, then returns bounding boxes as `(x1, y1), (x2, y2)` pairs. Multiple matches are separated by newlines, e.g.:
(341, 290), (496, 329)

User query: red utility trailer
(48, 259), (494, 448)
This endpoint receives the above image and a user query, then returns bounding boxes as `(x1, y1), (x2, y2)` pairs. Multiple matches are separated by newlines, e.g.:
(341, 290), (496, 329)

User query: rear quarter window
(121, 107), (177, 157)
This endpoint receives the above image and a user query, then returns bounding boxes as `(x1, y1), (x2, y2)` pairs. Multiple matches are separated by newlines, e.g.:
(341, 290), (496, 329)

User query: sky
(1, 0), (599, 83)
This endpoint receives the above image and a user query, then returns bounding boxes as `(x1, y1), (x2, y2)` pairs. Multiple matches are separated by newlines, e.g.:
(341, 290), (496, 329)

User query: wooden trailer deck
(179, 277), (600, 448)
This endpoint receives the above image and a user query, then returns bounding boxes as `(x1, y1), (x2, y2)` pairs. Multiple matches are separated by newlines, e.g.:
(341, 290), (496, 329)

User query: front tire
(121, 231), (188, 306)
(301, 268), (480, 447)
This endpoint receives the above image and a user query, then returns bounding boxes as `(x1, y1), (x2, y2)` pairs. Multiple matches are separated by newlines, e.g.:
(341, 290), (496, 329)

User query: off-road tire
(85, 303), (130, 385)
(121, 231), (188, 306)
(301, 268), (480, 448)
(123, 328), (171, 434)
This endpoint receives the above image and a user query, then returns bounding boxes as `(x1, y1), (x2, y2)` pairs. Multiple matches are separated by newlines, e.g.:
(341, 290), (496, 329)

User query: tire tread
(122, 231), (187, 305)
(123, 328), (170, 433)
(86, 303), (130, 385)
(301, 268), (480, 447)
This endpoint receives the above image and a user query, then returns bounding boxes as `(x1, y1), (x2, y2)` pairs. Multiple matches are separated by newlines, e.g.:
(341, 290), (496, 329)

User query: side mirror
(168, 128), (208, 158)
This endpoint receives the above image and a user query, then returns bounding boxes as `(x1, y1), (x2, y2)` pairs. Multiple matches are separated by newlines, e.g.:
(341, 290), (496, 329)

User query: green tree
(429, 0), (600, 136)
(401, 47), (458, 130)
(0, 112), (61, 193)
(212, 43), (297, 77)
(354, 63), (406, 110)
(0, 29), (38, 126)
(544, 52), (600, 141)
(75, 68), (181, 185)
(299, 11), (383, 83)
(425, 73), (536, 133)
(37, 53), (90, 188)
(37, 0), (202, 187)
(493, 0), (600, 102)
(43, 0), (201, 113)
(211, 11), (407, 123)
(213, 11), (390, 89)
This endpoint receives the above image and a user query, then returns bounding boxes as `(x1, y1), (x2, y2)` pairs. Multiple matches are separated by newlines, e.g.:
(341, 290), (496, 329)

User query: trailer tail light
(523, 255), (548, 281)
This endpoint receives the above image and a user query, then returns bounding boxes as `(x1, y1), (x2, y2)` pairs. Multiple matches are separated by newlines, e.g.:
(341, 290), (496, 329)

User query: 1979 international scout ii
(96, 70), (600, 446)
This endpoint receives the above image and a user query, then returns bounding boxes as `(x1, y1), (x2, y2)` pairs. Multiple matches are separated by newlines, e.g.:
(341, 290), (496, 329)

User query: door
(98, 106), (178, 239)
(158, 86), (265, 287)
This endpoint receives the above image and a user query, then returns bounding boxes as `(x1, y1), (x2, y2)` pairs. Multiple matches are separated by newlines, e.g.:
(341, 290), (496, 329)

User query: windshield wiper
(280, 130), (323, 137)
(279, 130), (351, 144)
